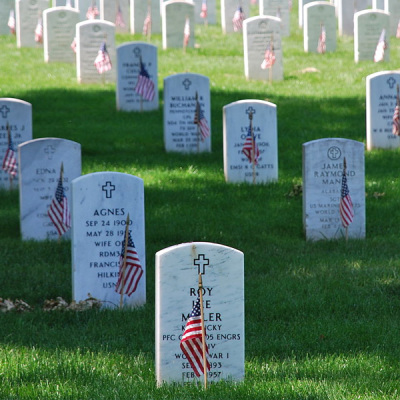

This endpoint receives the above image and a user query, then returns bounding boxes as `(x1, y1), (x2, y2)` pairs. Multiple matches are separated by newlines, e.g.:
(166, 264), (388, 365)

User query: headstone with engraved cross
(163, 73), (211, 153)
(223, 99), (278, 184)
(155, 241), (245, 385)
(302, 138), (365, 241)
(0, 98), (32, 190)
(366, 71), (400, 150)
(18, 138), (81, 240)
(116, 42), (158, 112)
(71, 171), (146, 308)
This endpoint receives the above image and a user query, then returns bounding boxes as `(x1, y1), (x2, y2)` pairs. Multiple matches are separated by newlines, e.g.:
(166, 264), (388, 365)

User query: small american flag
(194, 95), (210, 141)
(232, 6), (245, 32)
(339, 161), (354, 228)
(397, 19), (400, 39)
(200, 0), (207, 19)
(261, 41), (276, 69)
(115, 5), (125, 28)
(143, 9), (151, 36)
(183, 17), (190, 47)
(94, 42), (112, 74)
(8, 9), (16, 35)
(392, 86), (400, 136)
(180, 297), (210, 377)
(86, 4), (99, 19)
(71, 37), (77, 53)
(47, 169), (71, 237)
(392, 104), (400, 136)
(34, 17), (43, 43)
(317, 24), (326, 54)
(374, 29), (386, 63)
(115, 230), (143, 296)
(134, 59), (155, 101)
(242, 121), (260, 164)
(2, 127), (17, 177)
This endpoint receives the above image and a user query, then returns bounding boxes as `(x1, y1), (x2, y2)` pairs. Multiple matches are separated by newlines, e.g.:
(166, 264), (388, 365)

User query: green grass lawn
(1, 4), (400, 399)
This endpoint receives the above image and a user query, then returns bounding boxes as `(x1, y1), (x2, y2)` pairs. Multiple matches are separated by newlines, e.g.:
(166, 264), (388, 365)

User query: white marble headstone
(155, 242), (244, 385)
(18, 138), (81, 241)
(298, 0), (318, 28)
(354, 10), (390, 63)
(116, 42), (158, 112)
(130, 0), (161, 34)
(0, 0), (15, 35)
(0, 98), (32, 190)
(75, 0), (100, 21)
(259, 0), (290, 36)
(76, 20), (116, 83)
(53, 0), (76, 6)
(220, 0), (250, 34)
(100, 0), (130, 33)
(16, 0), (50, 48)
(304, 2), (336, 53)
(384, 0), (400, 37)
(366, 71), (400, 150)
(337, 0), (369, 36)
(302, 138), (365, 241)
(72, 172), (146, 308)
(243, 16), (283, 82)
(223, 100), (278, 184)
(373, 0), (384, 9)
(43, 7), (80, 63)
(194, 0), (216, 25)
(162, 0), (195, 49)
(163, 73), (211, 153)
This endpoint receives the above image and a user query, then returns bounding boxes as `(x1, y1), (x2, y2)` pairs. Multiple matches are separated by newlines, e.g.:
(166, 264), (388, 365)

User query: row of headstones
(301, 2), (394, 63)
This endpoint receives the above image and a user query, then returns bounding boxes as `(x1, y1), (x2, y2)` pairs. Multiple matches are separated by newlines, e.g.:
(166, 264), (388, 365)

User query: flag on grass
(194, 94), (210, 141)
(242, 120), (260, 164)
(143, 8), (151, 36)
(86, 2), (99, 19)
(94, 42), (112, 74)
(183, 17), (190, 48)
(200, 0), (207, 19)
(339, 160), (354, 228)
(115, 230), (143, 296)
(317, 24), (326, 54)
(373, 29), (386, 63)
(2, 125), (17, 177)
(8, 9), (16, 35)
(180, 297), (210, 377)
(396, 19), (400, 38)
(134, 58), (155, 101)
(115, 5), (125, 28)
(48, 166), (71, 237)
(35, 17), (43, 43)
(232, 6), (245, 32)
(261, 41), (275, 69)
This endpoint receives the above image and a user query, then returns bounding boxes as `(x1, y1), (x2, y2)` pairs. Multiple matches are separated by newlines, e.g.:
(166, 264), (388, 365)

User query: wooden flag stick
(343, 157), (349, 242)
(119, 214), (130, 309)
(6, 122), (13, 190)
(198, 273), (208, 389)
(57, 162), (64, 243)
(249, 111), (256, 184)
